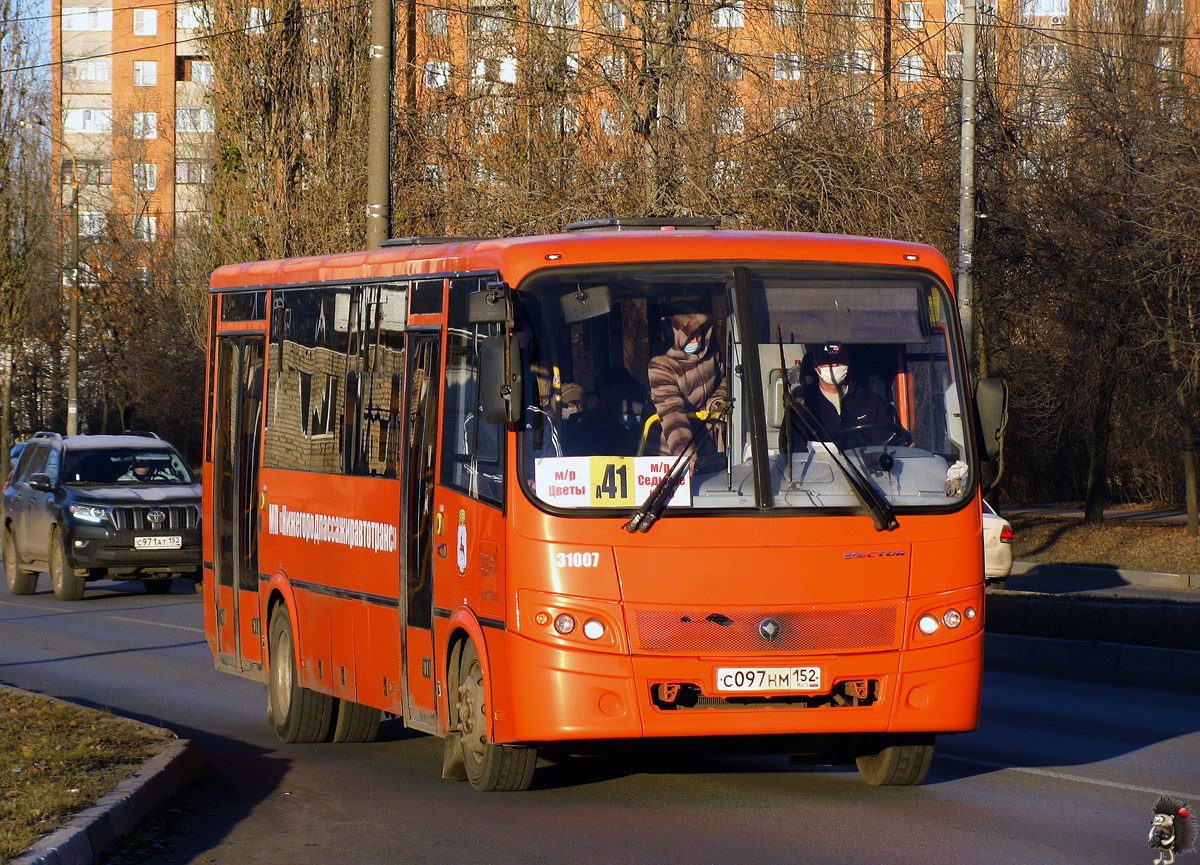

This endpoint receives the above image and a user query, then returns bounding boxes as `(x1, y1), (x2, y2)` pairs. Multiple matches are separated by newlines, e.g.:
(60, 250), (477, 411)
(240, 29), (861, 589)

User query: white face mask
(817, 364), (849, 385)
(561, 406), (578, 419)
(682, 339), (702, 355)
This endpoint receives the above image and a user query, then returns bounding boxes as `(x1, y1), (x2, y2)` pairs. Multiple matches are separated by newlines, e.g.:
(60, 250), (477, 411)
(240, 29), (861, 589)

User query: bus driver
(790, 343), (897, 449)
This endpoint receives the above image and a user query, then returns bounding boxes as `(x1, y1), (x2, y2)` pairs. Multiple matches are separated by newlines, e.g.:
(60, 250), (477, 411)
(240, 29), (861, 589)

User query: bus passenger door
(401, 333), (440, 730)
(213, 336), (266, 674)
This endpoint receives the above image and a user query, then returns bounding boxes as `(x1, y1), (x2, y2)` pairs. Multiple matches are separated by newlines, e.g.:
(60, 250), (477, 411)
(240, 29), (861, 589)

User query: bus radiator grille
(631, 607), (898, 654)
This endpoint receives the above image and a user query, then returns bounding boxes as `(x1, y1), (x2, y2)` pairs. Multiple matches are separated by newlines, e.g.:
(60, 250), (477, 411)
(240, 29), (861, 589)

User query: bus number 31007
(554, 552), (601, 568)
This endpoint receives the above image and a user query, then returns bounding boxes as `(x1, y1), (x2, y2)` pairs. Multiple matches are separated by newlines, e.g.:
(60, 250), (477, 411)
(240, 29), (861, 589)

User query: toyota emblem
(759, 618), (781, 641)
(147, 509), (166, 526)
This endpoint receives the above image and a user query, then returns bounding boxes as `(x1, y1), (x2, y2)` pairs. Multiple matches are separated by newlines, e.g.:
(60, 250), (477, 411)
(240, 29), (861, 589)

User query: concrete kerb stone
(11, 736), (202, 865)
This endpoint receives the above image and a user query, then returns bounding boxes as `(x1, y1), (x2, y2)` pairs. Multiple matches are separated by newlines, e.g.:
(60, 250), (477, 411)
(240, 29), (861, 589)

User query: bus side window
(442, 278), (505, 507)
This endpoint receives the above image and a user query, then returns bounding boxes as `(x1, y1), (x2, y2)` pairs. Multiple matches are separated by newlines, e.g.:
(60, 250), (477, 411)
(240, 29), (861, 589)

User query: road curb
(986, 632), (1200, 689)
(10, 735), (202, 865)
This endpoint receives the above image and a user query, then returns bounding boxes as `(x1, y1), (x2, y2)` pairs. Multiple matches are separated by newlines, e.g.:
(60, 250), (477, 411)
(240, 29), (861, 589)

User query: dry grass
(1010, 513), (1200, 575)
(0, 688), (172, 861)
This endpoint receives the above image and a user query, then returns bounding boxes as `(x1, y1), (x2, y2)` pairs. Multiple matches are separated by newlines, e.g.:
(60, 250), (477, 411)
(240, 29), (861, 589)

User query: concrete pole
(366, 0), (394, 249)
(67, 178), (79, 436)
(957, 0), (978, 371)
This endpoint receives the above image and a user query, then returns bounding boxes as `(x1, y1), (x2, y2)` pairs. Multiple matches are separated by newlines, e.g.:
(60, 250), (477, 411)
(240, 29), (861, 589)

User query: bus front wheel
(267, 605), (334, 743)
(456, 641), (536, 792)
(855, 735), (935, 786)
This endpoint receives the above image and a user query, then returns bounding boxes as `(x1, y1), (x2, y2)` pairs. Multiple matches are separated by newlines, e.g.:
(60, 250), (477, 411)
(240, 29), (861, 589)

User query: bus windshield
(517, 264), (972, 514)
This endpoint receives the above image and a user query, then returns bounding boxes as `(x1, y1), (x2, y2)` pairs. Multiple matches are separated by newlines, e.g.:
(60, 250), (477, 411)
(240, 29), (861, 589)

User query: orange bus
(202, 218), (1006, 790)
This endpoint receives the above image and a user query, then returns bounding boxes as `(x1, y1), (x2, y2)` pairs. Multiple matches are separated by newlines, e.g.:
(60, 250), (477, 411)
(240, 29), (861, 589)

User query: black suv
(2, 432), (201, 600)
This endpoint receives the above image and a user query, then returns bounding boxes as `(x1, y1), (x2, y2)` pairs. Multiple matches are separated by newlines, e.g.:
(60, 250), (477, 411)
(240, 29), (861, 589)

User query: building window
(62, 5), (112, 31)
(175, 159), (212, 184)
(425, 8), (448, 34)
(133, 60), (156, 86)
(600, 107), (620, 136)
(63, 58), (111, 82)
(176, 107), (215, 132)
(1031, 0), (1067, 16)
(853, 0), (872, 19)
(530, 0), (579, 26)
(63, 107), (112, 133)
(79, 211), (106, 237)
(774, 0), (804, 27)
(899, 1), (923, 27)
(715, 54), (743, 81)
(132, 8), (156, 35)
(133, 163), (157, 191)
(425, 61), (450, 88)
(472, 57), (518, 84)
(601, 54), (626, 80)
(66, 159), (112, 185)
(176, 3), (206, 29)
(601, 1), (626, 29)
(133, 111), (157, 138)
(715, 106), (744, 134)
(1145, 0), (1182, 12)
(177, 212), (211, 235)
(1030, 42), (1066, 71)
(133, 214), (157, 242)
(247, 7), (269, 33)
(946, 50), (963, 75)
(848, 49), (874, 73)
(774, 52), (802, 80)
(945, 0), (961, 18)
(712, 0), (744, 27)
(898, 54), (923, 81)
(774, 106), (803, 132)
(191, 60), (213, 83)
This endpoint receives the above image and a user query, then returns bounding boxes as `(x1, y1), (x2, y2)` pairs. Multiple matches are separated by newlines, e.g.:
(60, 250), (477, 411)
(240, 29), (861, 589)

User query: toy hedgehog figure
(1149, 796), (1195, 865)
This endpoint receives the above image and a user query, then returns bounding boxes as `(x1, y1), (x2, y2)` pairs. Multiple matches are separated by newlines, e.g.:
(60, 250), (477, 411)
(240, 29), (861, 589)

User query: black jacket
(787, 381), (895, 449)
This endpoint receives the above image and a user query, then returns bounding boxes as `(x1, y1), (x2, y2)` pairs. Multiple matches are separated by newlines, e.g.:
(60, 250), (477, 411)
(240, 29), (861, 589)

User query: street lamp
(24, 112), (80, 436)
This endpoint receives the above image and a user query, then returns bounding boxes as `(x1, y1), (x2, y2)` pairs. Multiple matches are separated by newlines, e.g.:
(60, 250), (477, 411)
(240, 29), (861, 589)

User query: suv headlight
(68, 504), (109, 524)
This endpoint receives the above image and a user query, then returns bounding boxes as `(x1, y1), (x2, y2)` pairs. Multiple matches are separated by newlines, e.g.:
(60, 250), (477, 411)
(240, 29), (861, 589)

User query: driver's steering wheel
(833, 422), (913, 448)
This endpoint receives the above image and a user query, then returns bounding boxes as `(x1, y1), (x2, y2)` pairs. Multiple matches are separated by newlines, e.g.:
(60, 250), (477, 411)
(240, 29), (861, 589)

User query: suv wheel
(4, 528), (38, 595)
(49, 527), (86, 601)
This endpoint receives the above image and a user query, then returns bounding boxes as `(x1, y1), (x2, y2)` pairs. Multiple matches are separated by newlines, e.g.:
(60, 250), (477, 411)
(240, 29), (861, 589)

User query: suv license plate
(135, 536), (181, 550)
(715, 666), (822, 693)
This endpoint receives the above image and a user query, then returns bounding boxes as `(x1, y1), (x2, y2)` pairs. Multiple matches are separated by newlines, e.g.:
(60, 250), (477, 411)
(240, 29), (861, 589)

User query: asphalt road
(2, 578), (1198, 865)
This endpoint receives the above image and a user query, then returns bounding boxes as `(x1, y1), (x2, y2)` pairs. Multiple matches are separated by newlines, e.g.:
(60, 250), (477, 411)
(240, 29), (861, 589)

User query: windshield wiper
(783, 389), (898, 532)
(624, 399), (732, 534)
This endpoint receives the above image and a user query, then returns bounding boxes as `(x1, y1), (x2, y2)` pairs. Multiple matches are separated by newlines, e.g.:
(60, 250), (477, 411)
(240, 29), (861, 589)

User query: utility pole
(366, 0), (394, 249)
(957, 0), (978, 370)
(25, 113), (80, 435)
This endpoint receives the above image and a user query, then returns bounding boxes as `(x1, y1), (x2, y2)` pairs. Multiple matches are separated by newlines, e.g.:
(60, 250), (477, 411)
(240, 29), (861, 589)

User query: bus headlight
(942, 609), (962, 629)
(583, 618), (605, 640)
(553, 613), (576, 635)
(917, 614), (939, 636)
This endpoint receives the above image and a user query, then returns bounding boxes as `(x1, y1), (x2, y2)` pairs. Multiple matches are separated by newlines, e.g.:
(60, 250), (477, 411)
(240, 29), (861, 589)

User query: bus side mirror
(480, 334), (523, 424)
(975, 377), (1008, 463)
(468, 283), (512, 324)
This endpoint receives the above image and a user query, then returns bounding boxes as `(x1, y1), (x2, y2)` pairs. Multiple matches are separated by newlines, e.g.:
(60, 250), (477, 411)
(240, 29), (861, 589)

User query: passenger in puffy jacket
(648, 311), (728, 462)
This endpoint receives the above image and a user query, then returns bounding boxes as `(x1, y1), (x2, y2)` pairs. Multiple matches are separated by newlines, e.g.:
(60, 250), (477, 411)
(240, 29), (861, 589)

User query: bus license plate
(135, 536), (181, 550)
(715, 666), (822, 693)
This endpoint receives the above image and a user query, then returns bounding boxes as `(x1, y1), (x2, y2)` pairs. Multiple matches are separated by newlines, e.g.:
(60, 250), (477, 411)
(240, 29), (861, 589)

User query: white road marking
(941, 753), (1200, 801)
(106, 615), (204, 634)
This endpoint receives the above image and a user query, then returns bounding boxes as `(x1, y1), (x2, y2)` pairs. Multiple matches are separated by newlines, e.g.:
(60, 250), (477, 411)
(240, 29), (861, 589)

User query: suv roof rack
(380, 236), (495, 248)
(563, 217), (721, 233)
(122, 430), (161, 439)
(32, 431), (62, 441)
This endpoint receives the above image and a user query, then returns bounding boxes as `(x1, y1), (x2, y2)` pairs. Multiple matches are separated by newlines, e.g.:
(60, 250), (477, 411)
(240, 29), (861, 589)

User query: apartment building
(52, 0), (213, 267)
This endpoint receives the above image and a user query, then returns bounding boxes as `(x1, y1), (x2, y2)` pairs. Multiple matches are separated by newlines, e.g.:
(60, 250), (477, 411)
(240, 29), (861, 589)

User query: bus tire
(4, 528), (38, 595)
(49, 528), (85, 601)
(456, 641), (536, 792)
(855, 735), (935, 786)
(331, 699), (381, 743)
(268, 605), (334, 743)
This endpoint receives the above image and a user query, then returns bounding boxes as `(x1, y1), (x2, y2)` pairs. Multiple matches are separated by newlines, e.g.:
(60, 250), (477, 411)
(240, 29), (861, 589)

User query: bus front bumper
(499, 630), (982, 744)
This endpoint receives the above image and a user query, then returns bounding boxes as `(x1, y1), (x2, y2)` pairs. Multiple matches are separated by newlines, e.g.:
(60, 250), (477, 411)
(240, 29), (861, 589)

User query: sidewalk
(1006, 560), (1199, 601)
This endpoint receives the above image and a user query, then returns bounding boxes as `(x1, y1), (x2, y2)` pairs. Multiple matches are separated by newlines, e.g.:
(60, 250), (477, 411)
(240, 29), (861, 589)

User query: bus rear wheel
(267, 605), (334, 743)
(855, 735), (935, 786)
(456, 641), (536, 792)
(331, 699), (381, 743)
